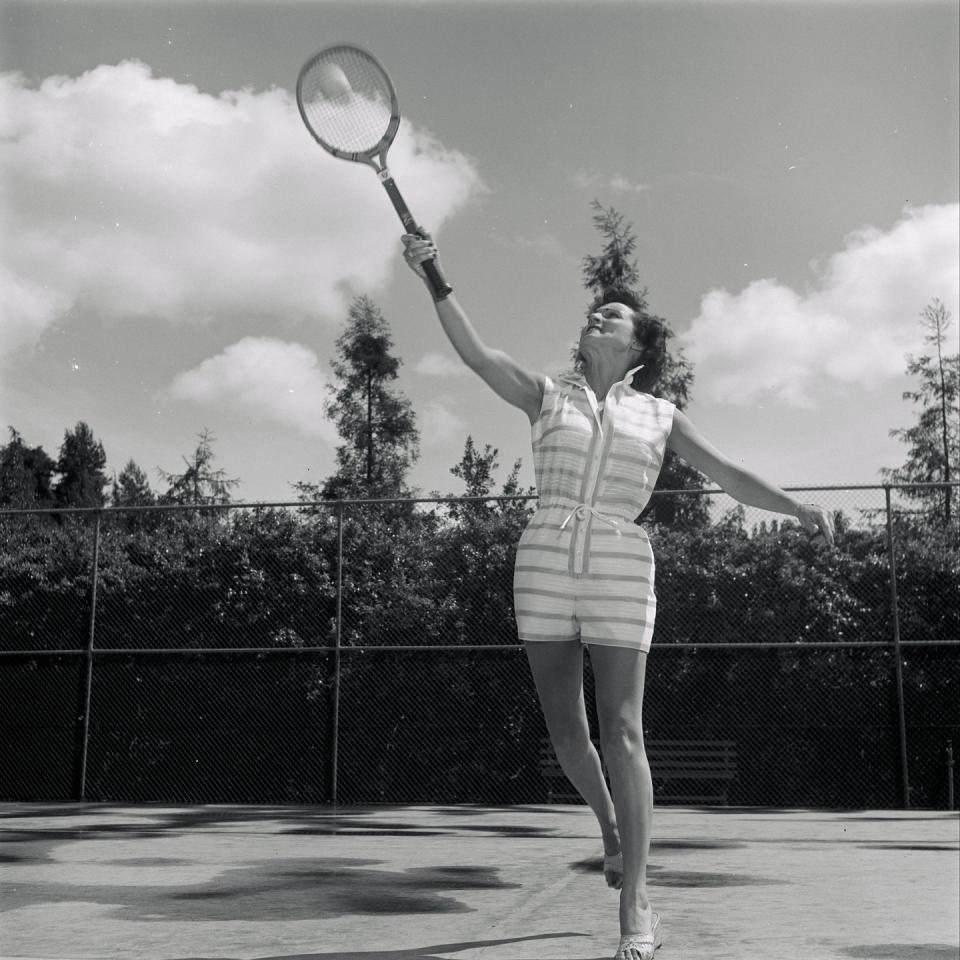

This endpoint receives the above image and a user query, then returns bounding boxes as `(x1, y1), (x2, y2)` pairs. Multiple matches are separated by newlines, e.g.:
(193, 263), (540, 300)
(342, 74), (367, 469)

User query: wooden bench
(539, 736), (737, 804)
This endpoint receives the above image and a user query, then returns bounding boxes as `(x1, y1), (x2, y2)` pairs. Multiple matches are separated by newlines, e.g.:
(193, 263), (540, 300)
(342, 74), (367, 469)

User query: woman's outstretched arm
(402, 234), (544, 423)
(666, 409), (834, 544)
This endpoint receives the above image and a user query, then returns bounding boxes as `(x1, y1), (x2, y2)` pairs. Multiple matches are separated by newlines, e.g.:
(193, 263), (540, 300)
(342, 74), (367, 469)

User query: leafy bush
(2, 499), (956, 805)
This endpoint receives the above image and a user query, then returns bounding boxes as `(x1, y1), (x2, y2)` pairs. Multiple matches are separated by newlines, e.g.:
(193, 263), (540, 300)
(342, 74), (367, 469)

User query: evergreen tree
(451, 436), (500, 499)
(447, 436), (533, 523)
(159, 429), (239, 505)
(0, 428), (56, 508)
(111, 459), (156, 507)
(305, 296), (419, 500)
(581, 201), (707, 527)
(884, 299), (960, 525)
(53, 422), (109, 508)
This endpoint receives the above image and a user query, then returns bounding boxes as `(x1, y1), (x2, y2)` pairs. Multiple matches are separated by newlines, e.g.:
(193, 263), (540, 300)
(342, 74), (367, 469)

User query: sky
(1, 0), (958, 507)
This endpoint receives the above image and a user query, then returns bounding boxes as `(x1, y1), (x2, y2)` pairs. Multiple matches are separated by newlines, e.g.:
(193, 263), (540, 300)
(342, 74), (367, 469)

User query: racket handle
(421, 258), (453, 302)
(380, 172), (453, 301)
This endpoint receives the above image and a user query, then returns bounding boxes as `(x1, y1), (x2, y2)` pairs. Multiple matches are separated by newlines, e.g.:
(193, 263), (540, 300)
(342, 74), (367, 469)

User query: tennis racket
(296, 44), (453, 301)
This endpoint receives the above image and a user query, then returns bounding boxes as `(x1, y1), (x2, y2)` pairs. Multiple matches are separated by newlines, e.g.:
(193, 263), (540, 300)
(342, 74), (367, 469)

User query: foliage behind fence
(1, 485), (957, 808)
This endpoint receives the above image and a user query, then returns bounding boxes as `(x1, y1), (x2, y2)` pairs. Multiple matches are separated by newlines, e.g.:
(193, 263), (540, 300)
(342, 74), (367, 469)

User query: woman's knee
(549, 724), (594, 767)
(600, 721), (646, 767)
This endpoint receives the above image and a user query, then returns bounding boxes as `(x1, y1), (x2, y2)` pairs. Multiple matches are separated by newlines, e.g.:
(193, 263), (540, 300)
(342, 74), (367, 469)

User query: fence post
(330, 500), (343, 805)
(884, 486), (911, 809)
(77, 510), (102, 802)
(947, 741), (955, 812)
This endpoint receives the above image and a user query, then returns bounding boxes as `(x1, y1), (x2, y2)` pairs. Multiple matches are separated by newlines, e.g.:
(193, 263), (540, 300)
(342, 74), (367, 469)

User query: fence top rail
(2, 481), (957, 517)
(4, 639), (958, 657)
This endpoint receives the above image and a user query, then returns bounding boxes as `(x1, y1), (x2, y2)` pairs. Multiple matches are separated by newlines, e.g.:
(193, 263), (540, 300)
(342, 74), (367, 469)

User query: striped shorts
(512, 506), (658, 652)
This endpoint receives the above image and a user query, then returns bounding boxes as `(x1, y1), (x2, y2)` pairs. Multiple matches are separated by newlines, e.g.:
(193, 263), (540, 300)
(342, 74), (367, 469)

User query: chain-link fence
(1, 484), (957, 808)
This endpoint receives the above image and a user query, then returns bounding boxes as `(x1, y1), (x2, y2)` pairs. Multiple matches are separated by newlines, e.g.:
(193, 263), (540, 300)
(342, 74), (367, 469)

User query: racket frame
(296, 45), (453, 300)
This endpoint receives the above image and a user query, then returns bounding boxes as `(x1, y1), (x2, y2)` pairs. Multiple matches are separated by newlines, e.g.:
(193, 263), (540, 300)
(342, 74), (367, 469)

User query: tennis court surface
(2, 803), (957, 960)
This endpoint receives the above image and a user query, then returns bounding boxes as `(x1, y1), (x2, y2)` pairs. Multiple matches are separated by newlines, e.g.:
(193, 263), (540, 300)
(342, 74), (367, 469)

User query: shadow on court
(157, 934), (601, 960)
(1, 803), (957, 960)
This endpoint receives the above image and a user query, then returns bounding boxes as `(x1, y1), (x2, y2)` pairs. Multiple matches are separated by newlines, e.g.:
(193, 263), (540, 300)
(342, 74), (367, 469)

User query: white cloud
(608, 175), (649, 194)
(0, 61), (482, 361)
(419, 397), (465, 445)
(573, 170), (649, 194)
(414, 351), (466, 377)
(500, 232), (567, 259)
(167, 337), (337, 441)
(682, 203), (960, 406)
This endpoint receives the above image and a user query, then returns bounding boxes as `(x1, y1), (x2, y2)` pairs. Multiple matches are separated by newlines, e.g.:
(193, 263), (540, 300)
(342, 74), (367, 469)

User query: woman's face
(578, 302), (639, 359)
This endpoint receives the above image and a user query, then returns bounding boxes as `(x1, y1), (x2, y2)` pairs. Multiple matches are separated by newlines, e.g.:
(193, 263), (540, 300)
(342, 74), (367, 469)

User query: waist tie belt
(557, 503), (623, 537)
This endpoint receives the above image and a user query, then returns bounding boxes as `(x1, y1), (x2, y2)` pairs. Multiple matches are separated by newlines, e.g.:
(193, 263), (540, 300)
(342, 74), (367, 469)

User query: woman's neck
(582, 356), (633, 401)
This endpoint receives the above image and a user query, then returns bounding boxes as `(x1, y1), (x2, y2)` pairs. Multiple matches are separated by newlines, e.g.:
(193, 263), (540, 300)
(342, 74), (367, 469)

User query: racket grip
(422, 258), (453, 302)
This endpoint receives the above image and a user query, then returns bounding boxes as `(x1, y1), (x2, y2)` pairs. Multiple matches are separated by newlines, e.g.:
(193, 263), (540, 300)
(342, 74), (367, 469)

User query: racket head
(296, 45), (400, 164)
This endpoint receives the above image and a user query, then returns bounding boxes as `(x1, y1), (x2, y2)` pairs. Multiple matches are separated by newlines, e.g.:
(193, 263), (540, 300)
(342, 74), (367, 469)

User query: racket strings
(299, 48), (396, 154)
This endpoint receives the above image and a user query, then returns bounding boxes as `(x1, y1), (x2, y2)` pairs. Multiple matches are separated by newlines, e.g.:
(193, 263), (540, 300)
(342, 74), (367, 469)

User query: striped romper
(513, 364), (676, 652)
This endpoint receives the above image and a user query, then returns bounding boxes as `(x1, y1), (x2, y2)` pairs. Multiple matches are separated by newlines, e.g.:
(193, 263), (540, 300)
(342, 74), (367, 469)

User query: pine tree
(159, 429), (239, 505)
(884, 299), (959, 525)
(447, 436), (533, 524)
(0, 428), (56, 508)
(581, 201), (707, 527)
(53, 422), (109, 508)
(306, 296), (419, 500)
(111, 460), (156, 507)
(451, 436), (500, 499)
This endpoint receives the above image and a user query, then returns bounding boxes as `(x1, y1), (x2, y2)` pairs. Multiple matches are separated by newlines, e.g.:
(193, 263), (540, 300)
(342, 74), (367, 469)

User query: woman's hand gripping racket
(296, 45), (453, 301)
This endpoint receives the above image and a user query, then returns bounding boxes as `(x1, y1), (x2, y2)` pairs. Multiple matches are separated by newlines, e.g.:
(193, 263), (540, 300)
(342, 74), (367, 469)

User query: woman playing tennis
(402, 233), (833, 960)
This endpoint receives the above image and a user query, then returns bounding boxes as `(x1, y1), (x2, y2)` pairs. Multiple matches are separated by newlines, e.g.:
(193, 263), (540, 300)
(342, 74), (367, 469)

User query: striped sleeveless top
(531, 366), (675, 562)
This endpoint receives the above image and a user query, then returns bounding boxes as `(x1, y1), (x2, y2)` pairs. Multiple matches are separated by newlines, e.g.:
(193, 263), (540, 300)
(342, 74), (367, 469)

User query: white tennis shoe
(614, 912), (662, 960)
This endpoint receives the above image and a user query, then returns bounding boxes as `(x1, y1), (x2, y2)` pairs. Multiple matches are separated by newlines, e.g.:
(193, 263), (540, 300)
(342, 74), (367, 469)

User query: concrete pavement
(1, 803), (957, 960)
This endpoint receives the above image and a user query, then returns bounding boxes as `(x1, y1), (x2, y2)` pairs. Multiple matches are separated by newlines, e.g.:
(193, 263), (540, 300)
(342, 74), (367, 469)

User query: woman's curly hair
(575, 287), (669, 394)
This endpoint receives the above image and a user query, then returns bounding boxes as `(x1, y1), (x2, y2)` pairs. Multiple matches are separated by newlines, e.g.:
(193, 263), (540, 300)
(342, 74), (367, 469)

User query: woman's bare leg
(588, 645), (655, 951)
(524, 640), (620, 861)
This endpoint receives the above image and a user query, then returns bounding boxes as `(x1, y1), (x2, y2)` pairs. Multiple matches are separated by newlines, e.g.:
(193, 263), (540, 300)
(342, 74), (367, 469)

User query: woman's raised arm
(402, 234), (544, 423)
